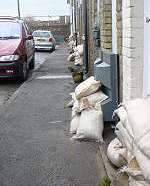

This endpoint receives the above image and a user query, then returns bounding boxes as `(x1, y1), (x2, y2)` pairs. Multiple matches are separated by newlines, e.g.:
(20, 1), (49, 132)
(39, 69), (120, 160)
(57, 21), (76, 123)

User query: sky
(0, 0), (69, 18)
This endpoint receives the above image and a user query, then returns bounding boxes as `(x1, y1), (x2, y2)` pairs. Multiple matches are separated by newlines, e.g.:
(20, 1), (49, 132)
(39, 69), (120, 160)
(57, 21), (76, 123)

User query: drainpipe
(83, 0), (88, 78)
(73, 0), (78, 46)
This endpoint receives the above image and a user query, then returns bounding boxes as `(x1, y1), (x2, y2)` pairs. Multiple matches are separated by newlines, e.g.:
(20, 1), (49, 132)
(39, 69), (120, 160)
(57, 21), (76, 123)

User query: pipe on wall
(83, 0), (89, 77)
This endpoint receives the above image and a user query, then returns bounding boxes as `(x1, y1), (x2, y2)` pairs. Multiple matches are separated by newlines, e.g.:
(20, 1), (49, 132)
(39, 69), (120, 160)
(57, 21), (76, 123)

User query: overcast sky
(0, 0), (69, 17)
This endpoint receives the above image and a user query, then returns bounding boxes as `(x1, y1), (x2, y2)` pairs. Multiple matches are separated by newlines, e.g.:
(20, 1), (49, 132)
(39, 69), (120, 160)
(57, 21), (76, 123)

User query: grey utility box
(94, 52), (119, 122)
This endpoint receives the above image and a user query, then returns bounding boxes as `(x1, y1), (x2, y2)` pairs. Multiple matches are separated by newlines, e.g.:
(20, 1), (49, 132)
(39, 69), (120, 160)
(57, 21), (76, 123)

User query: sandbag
(114, 106), (134, 137)
(107, 138), (126, 168)
(124, 97), (150, 143)
(67, 100), (74, 108)
(75, 76), (101, 100)
(70, 92), (81, 114)
(79, 91), (108, 111)
(67, 53), (75, 62)
(72, 106), (103, 142)
(79, 56), (83, 66)
(129, 179), (150, 186)
(75, 44), (83, 56)
(124, 98), (150, 159)
(115, 122), (134, 153)
(70, 92), (77, 103)
(126, 168), (150, 186)
(74, 51), (80, 65)
(70, 115), (80, 134)
(133, 145), (150, 180)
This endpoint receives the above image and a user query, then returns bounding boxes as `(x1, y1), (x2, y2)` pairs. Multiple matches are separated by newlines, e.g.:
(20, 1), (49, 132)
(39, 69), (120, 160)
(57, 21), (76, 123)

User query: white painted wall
(112, 0), (117, 54)
(144, 0), (150, 96)
(122, 0), (144, 101)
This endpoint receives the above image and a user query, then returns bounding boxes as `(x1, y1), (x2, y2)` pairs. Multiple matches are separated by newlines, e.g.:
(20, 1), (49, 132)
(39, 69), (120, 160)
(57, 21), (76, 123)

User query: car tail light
(49, 38), (53, 42)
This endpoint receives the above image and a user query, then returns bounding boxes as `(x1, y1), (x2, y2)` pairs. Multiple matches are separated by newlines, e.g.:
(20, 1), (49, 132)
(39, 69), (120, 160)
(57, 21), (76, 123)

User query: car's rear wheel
(29, 55), (35, 70)
(53, 45), (55, 51)
(20, 61), (28, 82)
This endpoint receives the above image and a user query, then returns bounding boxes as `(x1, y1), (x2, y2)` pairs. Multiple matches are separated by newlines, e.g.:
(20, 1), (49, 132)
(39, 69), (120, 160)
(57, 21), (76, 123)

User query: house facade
(67, 0), (150, 102)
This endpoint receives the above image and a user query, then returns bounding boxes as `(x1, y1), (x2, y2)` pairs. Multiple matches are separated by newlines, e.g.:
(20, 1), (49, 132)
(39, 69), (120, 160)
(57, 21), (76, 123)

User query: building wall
(122, 0), (144, 101)
(100, 0), (112, 51)
(88, 0), (97, 75)
(116, 0), (123, 101)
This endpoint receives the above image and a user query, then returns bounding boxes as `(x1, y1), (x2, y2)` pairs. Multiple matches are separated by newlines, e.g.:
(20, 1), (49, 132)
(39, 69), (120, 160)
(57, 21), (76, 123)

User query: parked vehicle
(0, 16), (35, 81)
(32, 30), (56, 51)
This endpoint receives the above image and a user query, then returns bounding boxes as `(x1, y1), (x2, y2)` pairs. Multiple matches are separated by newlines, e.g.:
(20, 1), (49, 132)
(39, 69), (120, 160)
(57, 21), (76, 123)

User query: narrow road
(0, 45), (105, 186)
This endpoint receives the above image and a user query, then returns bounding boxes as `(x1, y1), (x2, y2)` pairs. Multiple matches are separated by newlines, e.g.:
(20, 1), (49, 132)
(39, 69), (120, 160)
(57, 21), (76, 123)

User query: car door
(22, 23), (34, 64)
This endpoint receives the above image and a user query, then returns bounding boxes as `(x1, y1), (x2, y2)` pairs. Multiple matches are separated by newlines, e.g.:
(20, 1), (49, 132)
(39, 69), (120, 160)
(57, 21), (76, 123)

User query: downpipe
(83, 0), (88, 79)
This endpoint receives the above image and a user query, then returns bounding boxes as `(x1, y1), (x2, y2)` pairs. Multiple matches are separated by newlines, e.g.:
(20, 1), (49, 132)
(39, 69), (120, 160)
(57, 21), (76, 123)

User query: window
(32, 31), (51, 38)
(0, 21), (21, 39)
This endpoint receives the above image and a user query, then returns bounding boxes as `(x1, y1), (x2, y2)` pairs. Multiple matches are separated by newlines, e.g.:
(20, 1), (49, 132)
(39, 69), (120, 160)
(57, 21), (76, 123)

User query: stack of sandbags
(68, 34), (76, 52)
(74, 44), (83, 66)
(67, 44), (84, 83)
(107, 97), (150, 185)
(69, 76), (108, 142)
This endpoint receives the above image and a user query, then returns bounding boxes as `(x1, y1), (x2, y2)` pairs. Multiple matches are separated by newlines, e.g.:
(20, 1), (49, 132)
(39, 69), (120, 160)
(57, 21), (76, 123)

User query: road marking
(36, 75), (72, 80)
(49, 121), (63, 124)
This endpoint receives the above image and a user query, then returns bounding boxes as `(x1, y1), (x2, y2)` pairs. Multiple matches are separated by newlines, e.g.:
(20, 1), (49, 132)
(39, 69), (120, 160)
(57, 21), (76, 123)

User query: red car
(0, 17), (35, 81)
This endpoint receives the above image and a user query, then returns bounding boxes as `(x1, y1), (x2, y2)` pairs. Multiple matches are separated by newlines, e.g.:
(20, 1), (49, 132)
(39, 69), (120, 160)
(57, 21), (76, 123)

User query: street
(0, 45), (105, 186)
(0, 51), (51, 106)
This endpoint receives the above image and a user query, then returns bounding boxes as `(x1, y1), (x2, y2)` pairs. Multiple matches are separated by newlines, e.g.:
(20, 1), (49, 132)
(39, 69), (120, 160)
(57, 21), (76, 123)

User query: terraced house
(67, 0), (150, 103)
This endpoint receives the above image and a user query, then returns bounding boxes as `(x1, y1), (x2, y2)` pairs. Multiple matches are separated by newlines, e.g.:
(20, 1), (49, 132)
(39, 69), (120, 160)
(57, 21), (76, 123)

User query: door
(144, 0), (150, 96)
(23, 24), (34, 64)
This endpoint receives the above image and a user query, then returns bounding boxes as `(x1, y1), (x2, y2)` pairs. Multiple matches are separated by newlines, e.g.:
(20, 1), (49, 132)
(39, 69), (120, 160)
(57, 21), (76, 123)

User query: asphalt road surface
(0, 51), (52, 106)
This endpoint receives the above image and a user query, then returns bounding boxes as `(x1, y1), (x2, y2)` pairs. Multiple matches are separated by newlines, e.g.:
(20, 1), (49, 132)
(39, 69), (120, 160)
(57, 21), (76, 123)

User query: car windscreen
(0, 21), (21, 39)
(33, 32), (51, 38)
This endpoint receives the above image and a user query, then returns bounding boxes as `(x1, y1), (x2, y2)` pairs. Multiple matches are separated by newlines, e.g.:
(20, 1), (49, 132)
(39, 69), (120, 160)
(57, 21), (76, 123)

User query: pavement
(0, 45), (107, 186)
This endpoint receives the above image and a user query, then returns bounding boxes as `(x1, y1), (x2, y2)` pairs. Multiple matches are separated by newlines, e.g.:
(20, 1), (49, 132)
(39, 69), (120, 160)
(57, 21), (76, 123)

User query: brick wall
(100, 0), (112, 51)
(122, 0), (144, 101)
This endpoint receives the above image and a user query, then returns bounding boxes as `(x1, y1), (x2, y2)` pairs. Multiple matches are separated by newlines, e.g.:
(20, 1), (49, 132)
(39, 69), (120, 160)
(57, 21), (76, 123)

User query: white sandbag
(72, 106), (103, 142)
(70, 92), (76, 102)
(67, 100), (74, 108)
(124, 97), (150, 142)
(127, 168), (150, 186)
(107, 138), (126, 168)
(133, 145), (150, 180)
(115, 122), (134, 153)
(70, 115), (80, 134)
(124, 98), (150, 159)
(79, 56), (83, 66)
(72, 100), (81, 114)
(76, 44), (83, 56)
(114, 106), (134, 138)
(79, 91), (108, 111)
(70, 92), (81, 114)
(75, 76), (101, 100)
(72, 109), (76, 118)
(74, 51), (80, 65)
(129, 179), (150, 186)
(67, 53), (75, 62)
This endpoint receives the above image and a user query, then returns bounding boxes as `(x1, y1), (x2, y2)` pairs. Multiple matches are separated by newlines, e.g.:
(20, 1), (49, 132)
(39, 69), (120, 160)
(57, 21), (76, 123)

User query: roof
(0, 16), (23, 23)
(33, 30), (52, 33)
